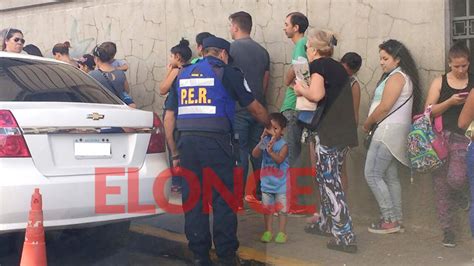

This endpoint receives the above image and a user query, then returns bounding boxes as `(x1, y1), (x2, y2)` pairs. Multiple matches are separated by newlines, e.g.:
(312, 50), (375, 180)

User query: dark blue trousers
(178, 134), (239, 260)
(467, 143), (474, 237)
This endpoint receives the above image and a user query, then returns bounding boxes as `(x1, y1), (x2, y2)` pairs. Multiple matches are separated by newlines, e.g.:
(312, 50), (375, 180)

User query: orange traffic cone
(20, 188), (47, 266)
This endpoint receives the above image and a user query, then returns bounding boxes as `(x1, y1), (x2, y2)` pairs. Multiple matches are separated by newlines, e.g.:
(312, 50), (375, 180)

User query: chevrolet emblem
(87, 112), (105, 120)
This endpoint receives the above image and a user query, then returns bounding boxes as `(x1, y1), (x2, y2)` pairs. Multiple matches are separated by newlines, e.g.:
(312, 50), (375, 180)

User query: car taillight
(0, 110), (30, 157)
(147, 113), (165, 154)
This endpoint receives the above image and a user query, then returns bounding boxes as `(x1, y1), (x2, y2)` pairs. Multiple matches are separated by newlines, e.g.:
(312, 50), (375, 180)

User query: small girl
(252, 112), (289, 244)
(78, 54), (96, 73)
(159, 38), (192, 95)
(161, 38), (192, 193)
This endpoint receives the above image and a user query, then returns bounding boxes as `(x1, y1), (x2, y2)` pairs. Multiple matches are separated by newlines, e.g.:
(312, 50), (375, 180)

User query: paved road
(0, 227), (187, 266)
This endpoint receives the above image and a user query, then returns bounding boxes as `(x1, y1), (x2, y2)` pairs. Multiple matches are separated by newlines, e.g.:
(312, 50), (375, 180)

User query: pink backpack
(412, 106), (448, 160)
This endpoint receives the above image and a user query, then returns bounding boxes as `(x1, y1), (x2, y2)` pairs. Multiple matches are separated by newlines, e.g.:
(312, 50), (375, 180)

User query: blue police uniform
(166, 38), (255, 264)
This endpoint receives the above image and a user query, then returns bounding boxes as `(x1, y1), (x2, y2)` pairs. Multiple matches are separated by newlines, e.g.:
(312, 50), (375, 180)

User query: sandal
(326, 238), (357, 254)
(304, 223), (332, 237)
(274, 232), (287, 244)
(260, 231), (272, 243)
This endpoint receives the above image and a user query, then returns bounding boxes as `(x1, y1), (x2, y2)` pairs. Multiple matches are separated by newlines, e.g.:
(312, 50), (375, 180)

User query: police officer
(163, 36), (270, 265)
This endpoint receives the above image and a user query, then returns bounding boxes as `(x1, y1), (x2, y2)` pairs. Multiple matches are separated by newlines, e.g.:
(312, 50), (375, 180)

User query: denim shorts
(262, 192), (287, 214)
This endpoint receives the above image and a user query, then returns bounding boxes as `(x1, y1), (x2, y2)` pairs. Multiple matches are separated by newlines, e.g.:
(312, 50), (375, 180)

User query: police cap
(202, 36), (233, 63)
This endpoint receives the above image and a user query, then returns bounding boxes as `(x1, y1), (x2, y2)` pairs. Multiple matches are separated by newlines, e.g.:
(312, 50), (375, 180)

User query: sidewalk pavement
(132, 195), (474, 265)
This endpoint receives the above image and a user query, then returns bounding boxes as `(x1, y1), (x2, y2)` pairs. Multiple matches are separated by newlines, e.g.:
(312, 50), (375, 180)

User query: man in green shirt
(281, 12), (309, 167)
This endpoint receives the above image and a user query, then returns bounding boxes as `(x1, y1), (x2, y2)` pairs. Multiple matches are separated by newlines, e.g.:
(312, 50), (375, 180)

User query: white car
(0, 52), (169, 247)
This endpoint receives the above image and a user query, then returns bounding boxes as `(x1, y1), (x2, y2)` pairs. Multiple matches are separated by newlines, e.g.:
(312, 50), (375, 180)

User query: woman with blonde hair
(294, 29), (358, 253)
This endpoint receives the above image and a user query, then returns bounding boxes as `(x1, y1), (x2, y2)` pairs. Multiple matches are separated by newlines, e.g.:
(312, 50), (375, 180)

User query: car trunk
(7, 102), (153, 177)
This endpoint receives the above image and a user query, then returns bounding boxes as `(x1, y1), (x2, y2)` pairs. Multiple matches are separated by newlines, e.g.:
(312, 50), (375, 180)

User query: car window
(0, 58), (122, 104)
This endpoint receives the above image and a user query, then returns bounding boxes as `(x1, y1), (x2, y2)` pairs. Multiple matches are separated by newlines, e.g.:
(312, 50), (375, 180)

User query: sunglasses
(13, 37), (25, 44)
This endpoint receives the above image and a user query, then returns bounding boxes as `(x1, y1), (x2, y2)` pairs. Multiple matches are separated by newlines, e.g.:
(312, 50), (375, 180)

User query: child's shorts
(262, 192), (287, 214)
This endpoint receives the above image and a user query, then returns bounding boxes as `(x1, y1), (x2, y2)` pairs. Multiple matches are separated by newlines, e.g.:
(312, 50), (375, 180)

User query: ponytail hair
(92, 42), (114, 63)
(170, 38), (192, 63)
(52, 41), (71, 56)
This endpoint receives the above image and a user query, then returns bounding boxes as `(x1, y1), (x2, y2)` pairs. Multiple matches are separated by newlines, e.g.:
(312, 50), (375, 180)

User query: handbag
(364, 123), (378, 149)
(364, 94), (413, 149)
(297, 99), (326, 131)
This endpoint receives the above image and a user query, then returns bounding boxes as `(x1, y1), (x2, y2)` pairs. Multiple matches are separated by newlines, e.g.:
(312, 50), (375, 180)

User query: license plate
(74, 141), (111, 159)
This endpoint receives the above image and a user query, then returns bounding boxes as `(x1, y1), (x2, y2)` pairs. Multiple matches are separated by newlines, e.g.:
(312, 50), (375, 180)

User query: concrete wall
(1, 0), (468, 235)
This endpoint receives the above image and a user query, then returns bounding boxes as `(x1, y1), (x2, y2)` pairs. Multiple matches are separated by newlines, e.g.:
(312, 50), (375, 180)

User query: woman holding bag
(363, 39), (421, 234)
(426, 42), (473, 248)
(294, 29), (358, 253)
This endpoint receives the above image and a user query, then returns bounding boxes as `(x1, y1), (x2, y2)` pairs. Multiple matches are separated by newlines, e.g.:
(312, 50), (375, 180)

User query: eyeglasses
(13, 37), (25, 44)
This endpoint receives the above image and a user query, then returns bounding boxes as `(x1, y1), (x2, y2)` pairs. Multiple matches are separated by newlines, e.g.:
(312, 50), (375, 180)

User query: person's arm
(425, 76), (466, 117)
(459, 90), (474, 129)
(226, 66), (271, 128)
(267, 143), (288, 165)
(252, 141), (263, 159)
(284, 66), (296, 87)
(123, 76), (130, 93)
(294, 72), (325, 103)
(263, 70), (270, 95)
(113, 59), (129, 72)
(352, 81), (361, 124)
(363, 73), (405, 132)
(246, 100), (270, 128)
(263, 51), (270, 94)
(164, 110), (179, 167)
(116, 63), (129, 72)
(159, 67), (179, 95)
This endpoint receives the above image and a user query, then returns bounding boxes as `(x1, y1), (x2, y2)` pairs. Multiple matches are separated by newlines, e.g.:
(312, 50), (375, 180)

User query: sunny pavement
(133, 199), (474, 266)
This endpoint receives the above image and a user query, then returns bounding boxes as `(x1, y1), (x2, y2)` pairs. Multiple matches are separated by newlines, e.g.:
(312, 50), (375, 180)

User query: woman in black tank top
(425, 42), (472, 248)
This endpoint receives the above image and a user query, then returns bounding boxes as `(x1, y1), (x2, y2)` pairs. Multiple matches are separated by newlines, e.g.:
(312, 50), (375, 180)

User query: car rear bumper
(0, 153), (170, 233)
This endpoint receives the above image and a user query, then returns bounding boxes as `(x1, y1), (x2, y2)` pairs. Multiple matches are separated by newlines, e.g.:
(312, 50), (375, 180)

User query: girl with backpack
(363, 40), (421, 235)
(426, 42), (473, 248)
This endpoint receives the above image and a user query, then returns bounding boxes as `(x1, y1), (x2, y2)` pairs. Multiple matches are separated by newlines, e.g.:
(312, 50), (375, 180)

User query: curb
(129, 224), (315, 265)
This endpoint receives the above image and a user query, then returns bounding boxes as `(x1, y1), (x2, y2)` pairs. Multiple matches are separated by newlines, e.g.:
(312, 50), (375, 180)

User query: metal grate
(451, 0), (474, 58)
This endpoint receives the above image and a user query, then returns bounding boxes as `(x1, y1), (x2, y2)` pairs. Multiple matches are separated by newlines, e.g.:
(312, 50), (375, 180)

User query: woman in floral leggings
(294, 29), (358, 253)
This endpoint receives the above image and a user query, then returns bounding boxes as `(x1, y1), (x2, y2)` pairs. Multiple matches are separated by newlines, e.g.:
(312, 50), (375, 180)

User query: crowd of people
(0, 28), (135, 108)
(1, 9), (474, 266)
